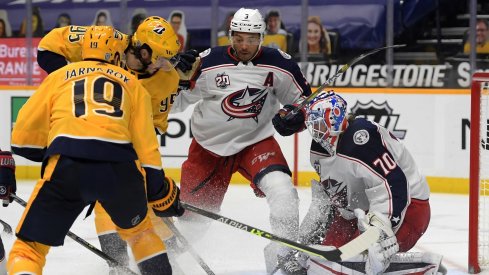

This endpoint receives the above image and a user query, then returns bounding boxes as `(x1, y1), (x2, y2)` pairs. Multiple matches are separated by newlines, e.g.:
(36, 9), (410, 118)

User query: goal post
(469, 72), (489, 273)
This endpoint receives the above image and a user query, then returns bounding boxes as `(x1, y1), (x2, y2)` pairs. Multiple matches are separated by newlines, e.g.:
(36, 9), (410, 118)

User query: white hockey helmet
(305, 91), (349, 156)
(229, 8), (266, 35)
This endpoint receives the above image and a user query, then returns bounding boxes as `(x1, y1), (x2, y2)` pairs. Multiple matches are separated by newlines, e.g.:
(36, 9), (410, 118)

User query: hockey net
(469, 72), (489, 273)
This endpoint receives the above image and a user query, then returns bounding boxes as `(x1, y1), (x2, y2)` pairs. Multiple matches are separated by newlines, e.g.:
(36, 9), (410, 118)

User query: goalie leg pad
(306, 249), (444, 275)
(298, 179), (332, 245)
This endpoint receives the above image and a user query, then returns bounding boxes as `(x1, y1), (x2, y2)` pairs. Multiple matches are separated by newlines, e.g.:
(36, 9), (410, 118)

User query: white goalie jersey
(172, 46), (311, 156)
(310, 117), (430, 231)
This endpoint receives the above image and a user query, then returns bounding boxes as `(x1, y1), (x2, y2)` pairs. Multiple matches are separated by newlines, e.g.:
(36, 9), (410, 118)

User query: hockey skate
(276, 253), (307, 275)
(164, 235), (186, 256)
(164, 235), (186, 275)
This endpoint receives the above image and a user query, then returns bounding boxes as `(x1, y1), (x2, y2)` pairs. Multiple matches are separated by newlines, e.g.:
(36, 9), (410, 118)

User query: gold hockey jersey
(38, 25), (88, 63)
(12, 60), (162, 170)
(130, 68), (179, 134)
(39, 25), (179, 134)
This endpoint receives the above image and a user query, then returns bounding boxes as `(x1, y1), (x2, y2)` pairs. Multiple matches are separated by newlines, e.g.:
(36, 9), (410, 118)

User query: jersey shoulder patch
(200, 48), (211, 58)
(352, 129), (370, 145)
(278, 49), (291, 59)
(337, 118), (382, 158)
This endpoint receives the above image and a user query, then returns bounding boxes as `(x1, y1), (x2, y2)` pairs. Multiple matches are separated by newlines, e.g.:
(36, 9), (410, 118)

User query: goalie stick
(0, 219), (12, 235)
(284, 44), (406, 120)
(161, 218), (216, 275)
(10, 194), (139, 275)
(181, 202), (380, 262)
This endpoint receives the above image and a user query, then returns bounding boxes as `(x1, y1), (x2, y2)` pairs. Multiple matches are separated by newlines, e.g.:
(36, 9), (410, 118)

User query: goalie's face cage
(305, 91), (348, 155)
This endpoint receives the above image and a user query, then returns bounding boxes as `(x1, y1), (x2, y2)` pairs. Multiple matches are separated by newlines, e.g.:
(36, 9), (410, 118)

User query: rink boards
(0, 86), (471, 194)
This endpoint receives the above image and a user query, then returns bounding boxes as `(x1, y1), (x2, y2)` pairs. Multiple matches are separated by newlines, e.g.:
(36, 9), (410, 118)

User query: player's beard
(234, 48), (259, 63)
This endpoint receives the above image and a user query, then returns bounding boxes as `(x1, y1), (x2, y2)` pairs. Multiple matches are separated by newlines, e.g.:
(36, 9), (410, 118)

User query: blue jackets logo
(221, 86), (268, 122)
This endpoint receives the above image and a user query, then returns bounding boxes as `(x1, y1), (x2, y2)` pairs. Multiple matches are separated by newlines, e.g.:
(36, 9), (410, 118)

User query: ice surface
(0, 181), (481, 274)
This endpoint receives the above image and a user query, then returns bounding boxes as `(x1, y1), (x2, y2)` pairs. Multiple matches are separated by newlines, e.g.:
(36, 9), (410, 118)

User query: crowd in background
(1, 4), (489, 64)
(0, 6), (339, 61)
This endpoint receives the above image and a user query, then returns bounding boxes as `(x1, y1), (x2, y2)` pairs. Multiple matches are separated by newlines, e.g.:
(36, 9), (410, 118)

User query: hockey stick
(10, 194), (139, 275)
(181, 202), (380, 262)
(161, 218), (216, 275)
(284, 44), (406, 120)
(0, 219), (12, 235)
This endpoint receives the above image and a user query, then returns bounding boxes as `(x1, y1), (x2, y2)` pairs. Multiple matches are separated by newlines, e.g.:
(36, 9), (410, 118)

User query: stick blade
(338, 227), (381, 261)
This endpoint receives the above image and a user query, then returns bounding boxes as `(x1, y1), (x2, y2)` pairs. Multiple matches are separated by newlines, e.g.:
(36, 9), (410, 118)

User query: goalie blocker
(305, 248), (446, 275)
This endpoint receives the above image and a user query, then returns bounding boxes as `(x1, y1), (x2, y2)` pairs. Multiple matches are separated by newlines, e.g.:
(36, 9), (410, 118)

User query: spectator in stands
(464, 19), (489, 54)
(0, 19), (7, 38)
(217, 11), (235, 46)
(92, 9), (113, 26)
(54, 13), (71, 28)
(262, 10), (289, 52)
(130, 8), (147, 34)
(305, 16), (331, 59)
(19, 6), (44, 37)
(0, 10), (12, 37)
(169, 10), (188, 52)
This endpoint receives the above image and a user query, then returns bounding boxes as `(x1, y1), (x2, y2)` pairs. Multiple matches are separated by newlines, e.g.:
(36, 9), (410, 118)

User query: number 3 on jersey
(73, 77), (124, 118)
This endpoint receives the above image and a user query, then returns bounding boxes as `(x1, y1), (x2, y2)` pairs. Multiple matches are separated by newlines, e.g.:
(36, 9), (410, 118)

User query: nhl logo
(351, 100), (406, 139)
(131, 215), (141, 226)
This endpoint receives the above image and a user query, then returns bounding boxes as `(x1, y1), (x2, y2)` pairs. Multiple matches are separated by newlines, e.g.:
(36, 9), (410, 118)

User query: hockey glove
(150, 177), (185, 217)
(175, 49), (199, 73)
(272, 104), (306, 136)
(0, 151), (16, 207)
(178, 79), (194, 91)
(354, 209), (399, 275)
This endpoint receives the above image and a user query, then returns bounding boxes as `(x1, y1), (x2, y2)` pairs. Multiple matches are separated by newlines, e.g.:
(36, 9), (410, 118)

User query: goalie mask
(305, 91), (348, 156)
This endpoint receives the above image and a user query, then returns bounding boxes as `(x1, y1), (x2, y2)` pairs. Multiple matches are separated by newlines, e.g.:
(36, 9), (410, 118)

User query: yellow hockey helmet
(132, 16), (180, 63)
(81, 25), (128, 66)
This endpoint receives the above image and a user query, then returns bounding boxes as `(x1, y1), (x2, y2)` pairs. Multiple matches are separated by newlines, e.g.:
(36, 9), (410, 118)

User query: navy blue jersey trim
(46, 137), (138, 162)
(338, 118), (408, 228)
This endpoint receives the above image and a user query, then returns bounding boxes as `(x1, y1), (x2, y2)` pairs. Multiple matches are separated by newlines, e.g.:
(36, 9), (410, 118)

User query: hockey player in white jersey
(272, 91), (437, 274)
(172, 7), (312, 273)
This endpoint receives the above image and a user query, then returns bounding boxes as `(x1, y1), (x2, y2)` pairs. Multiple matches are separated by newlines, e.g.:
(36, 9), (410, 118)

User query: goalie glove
(354, 209), (399, 275)
(0, 151), (16, 207)
(150, 177), (185, 217)
(272, 104), (306, 136)
(298, 179), (332, 245)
